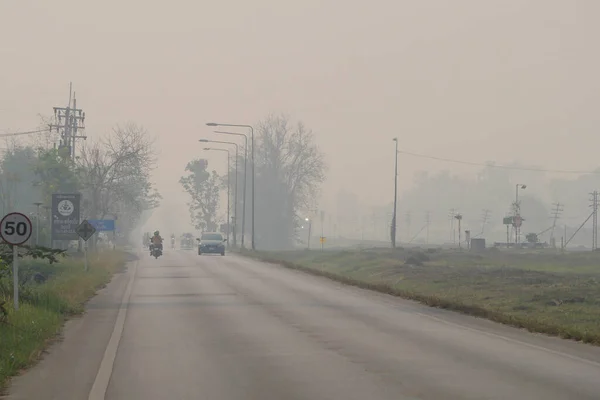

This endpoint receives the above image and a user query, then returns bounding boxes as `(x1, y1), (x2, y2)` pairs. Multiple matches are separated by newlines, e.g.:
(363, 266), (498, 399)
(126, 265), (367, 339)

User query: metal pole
(34, 203), (42, 246)
(214, 131), (248, 249)
(515, 185), (519, 245)
(307, 219), (312, 250)
(206, 123), (254, 249)
(227, 152), (230, 247)
(458, 218), (462, 249)
(233, 145), (238, 247)
(250, 126), (255, 250)
(392, 138), (398, 248)
(84, 241), (88, 272)
(13, 245), (18, 310)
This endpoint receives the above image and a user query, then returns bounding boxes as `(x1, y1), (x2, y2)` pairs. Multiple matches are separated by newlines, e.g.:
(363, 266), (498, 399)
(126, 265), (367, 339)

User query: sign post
(0, 212), (33, 310)
(76, 220), (97, 272)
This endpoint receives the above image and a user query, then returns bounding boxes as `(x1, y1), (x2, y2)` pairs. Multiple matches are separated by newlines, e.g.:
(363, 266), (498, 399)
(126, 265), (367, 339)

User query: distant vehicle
(197, 232), (227, 256)
(180, 233), (195, 250)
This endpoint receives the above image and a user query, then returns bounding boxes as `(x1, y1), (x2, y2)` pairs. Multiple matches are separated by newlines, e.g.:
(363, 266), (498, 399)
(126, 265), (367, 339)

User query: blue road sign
(88, 219), (115, 232)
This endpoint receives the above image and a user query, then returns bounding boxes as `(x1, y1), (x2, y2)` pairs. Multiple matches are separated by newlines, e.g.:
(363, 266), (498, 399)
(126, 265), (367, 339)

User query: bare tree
(77, 123), (160, 236)
(253, 114), (326, 249)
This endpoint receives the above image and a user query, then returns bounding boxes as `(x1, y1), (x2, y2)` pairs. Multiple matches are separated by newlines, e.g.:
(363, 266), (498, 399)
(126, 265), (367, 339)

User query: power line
(0, 128), (51, 138)
(397, 149), (600, 175)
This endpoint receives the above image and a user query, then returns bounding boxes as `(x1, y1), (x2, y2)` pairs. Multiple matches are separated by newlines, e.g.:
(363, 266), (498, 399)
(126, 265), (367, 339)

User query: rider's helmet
(154, 230), (160, 236)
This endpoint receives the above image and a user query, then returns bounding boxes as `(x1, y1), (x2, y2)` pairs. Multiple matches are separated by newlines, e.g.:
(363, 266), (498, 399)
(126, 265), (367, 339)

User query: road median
(0, 249), (130, 390)
(240, 248), (600, 346)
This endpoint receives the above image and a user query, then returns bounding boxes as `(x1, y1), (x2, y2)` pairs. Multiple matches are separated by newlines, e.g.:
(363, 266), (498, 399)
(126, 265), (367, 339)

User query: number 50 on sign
(0, 212), (32, 245)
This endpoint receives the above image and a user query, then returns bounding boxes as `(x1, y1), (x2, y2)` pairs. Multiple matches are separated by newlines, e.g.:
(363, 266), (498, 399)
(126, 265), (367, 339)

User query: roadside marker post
(76, 220), (97, 272)
(0, 212), (33, 310)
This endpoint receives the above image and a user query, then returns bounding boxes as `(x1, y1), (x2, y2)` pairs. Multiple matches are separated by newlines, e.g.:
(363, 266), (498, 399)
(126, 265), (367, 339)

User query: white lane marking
(88, 258), (138, 400)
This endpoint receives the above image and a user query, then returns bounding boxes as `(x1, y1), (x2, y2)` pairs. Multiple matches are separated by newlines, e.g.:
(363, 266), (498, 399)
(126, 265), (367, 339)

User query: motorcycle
(149, 242), (163, 259)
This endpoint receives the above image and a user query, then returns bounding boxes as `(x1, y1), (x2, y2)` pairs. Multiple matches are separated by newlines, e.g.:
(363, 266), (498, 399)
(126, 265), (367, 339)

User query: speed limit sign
(0, 212), (33, 245)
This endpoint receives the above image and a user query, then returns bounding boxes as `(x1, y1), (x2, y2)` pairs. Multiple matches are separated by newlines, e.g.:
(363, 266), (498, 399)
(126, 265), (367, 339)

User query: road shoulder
(3, 260), (134, 400)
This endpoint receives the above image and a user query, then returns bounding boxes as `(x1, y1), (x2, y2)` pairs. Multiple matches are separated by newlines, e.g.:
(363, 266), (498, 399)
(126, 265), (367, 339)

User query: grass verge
(240, 248), (600, 346)
(0, 250), (129, 390)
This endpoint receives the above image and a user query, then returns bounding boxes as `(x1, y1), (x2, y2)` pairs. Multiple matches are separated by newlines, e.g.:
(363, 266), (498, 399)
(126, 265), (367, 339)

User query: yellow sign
(320, 236), (326, 243)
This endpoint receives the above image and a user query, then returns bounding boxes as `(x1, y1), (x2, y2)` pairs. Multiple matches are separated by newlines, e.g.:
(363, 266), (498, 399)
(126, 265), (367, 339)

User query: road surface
(6, 250), (600, 399)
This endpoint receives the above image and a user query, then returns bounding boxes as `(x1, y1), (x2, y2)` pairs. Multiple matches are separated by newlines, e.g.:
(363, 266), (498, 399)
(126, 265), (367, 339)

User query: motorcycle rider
(150, 230), (163, 254)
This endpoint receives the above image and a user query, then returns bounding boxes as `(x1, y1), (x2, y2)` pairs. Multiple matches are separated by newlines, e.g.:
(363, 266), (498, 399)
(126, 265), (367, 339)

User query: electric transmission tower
(49, 83), (86, 160)
(549, 202), (564, 247)
(481, 209), (491, 235)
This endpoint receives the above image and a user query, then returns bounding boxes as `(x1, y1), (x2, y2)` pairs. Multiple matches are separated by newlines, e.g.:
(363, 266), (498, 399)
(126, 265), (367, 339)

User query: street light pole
(204, 147), (231, 246)
(33, 202), (43, 246)
(515, 184), (527, 245)
(200, 139), (238, 247)
(213, 130), (248, 249)
(391, 138), (398, 248)
(305, 217), (312, 250)
(42, 205), (51, 247)
(207, 123), (255, 250)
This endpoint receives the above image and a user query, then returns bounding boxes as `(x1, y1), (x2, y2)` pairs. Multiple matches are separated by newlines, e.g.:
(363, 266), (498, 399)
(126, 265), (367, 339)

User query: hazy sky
(2, 0), (599, 232)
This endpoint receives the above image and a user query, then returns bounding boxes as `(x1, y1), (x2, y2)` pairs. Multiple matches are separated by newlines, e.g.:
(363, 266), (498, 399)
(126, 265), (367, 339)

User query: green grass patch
(240, 248), (600, 345)
(0, 250), (128, 390)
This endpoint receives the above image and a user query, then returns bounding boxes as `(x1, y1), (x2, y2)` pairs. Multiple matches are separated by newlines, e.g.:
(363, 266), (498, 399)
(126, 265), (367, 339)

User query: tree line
(0, 123), (160, 247)
(180, 114), (326, 250)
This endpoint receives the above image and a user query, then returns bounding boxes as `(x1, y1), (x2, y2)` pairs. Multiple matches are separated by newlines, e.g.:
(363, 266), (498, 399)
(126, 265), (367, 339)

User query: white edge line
(88, 258), (138, 400)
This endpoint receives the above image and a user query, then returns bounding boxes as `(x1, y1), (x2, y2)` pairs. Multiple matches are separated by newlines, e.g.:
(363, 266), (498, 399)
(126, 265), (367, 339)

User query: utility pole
(481, 209), (491, 235)
(49, 83), (86, 160)
(405, 211), (411, 242)
(391, 138), (398, 248)
(590, 191), (599, 250)
(455, 213), (463, 249)
(549, 202), (564, 248)
(514, 184), (527, 245)
(425, 211), (431, 244)
(449, 208), (457, 244)
(33, 202), (43, 246)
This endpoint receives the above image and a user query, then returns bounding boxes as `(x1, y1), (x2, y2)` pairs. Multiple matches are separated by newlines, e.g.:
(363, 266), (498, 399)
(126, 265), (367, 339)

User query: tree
(180, 159), (221, 232)
(77, 123), (159, 239)
(33, 146), (79, 205)
(0, 144), (43, 215)
(526, 232), (539, 244)
(253, 114), (326, 249)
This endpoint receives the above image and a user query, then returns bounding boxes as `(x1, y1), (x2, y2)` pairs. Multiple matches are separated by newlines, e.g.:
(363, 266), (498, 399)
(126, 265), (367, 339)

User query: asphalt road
(6, 250), (600, 400)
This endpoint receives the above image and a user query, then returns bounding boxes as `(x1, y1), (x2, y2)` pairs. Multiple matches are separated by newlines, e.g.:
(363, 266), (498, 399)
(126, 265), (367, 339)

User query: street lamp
(200, 139), (239, 248)
(42, 205), (51, 246)
(454, 213), (463, 249)
(213, 130), (249, 249)
(392, 138), (398, 248)
(33, 202), (43, 246)
(204, 147), (231, 246)
(305, 217), (312, 249)
(515, 184), (527, 245)
(206, 122), (255, 250)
